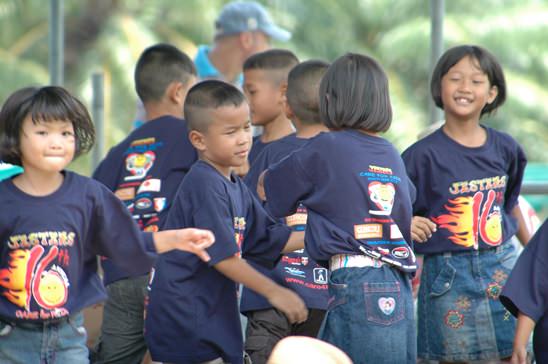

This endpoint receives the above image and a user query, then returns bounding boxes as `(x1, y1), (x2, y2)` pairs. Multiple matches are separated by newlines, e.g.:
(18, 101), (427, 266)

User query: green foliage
(0, 0), (546, 177)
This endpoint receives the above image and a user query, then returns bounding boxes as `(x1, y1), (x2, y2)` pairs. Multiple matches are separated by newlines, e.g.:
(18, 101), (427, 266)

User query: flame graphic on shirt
(432, 196), (477, 248)
(0, 249), (37, 309)
(0, 245), (68, 310)
(432, 190), (502, 249)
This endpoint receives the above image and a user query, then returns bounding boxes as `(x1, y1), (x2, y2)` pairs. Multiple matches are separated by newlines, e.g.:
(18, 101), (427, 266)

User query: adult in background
(194, 0), (291, 86)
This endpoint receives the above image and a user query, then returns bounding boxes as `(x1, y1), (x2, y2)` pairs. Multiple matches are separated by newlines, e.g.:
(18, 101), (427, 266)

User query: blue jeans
(319, 265), (416, 364)
(418, 243), (519, 361)
(93, 274), (149, 364)
(0, 312), (88, 363)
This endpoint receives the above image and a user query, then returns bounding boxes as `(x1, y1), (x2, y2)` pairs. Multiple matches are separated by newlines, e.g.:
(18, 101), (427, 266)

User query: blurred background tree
(0, 0), (546, 173)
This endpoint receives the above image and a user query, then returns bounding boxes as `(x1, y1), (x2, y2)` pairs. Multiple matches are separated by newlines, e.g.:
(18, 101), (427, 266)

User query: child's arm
(411, 216), (437, 243)
(215, 256), (308, 324)
(511, 312), (534, 364)
(511, 205), (532, 246)
(152, 228), (215, 261)
(282, 230), (305, 253)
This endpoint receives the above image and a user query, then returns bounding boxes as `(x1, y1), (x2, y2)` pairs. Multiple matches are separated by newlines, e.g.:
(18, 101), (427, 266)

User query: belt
(0, 315), (71, 331)
(329, 254), (384, 271)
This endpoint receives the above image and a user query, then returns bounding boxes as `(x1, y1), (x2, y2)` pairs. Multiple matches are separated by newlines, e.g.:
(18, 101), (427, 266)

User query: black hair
(243, 49), (299, 84)
(319, 53), (392, 132)
(286, 60), (329, 124)
(134, 43), (197, 103)
(0, 86), (95, 166)
(184, 80), (246, 132)
(431, 45), (506, 116)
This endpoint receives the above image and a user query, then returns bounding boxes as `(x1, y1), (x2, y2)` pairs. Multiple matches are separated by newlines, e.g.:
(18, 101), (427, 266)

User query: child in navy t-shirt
(402, 45), (530, 362)
(242, 49), (299, 169)
(91, 43), (198, 363)
(0, 86), (213, 363)
(501, 219), (548, 364)
(263, 54), (417, 364)
(241, 60), (330, 364)
(144, 80), (308, 364)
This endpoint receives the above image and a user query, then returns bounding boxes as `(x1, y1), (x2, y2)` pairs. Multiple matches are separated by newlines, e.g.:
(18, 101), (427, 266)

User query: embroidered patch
(137, 178), (161, 194)
(492, 269), (508, 283)
(455, 296), (471, 311)
(444, 310), (464, 329)
(486, 282), (502, 300)
(153, 197), (166, 212)
(378, 297), (396, 315)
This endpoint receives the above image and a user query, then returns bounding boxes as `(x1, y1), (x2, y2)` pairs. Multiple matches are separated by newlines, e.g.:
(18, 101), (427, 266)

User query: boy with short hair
(92, 43), (198, 363)
(243, 49), (299, 167)
(242, 60), (330, 364)
(144, 80), (308, 364)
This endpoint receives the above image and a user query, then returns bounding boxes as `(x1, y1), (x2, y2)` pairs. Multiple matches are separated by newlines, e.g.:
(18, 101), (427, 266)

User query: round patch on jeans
(378, 297), (396, 315)
(486, 282), (502, 300)
(444, 310), (464, 329)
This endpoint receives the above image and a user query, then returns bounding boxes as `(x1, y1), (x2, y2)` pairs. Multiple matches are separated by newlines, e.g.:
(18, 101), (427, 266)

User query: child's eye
(472, 80), (484, 84)
(36, 130), (48, 136)
(62, 131), (75, 137)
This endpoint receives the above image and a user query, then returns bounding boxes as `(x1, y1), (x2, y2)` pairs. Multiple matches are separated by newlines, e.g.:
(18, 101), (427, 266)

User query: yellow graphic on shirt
(0, 245), (69, 310)
(432, 190), (502, 249)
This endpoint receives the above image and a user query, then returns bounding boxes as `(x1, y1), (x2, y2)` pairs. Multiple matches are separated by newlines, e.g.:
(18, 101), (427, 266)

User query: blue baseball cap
(215, 1), (291, 41)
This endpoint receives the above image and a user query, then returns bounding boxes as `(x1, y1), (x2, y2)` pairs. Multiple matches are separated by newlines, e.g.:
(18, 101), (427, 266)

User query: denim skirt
(417, 242), (518, 361)
(319, 265), (416, 364)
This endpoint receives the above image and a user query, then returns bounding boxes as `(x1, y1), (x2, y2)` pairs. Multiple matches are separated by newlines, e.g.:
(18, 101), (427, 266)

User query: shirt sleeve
(165, 184), (240, 267)
(90, 184), (156, 273)
(500, 221), (548, 321)
(264, 149), (315, 218)
(242, 187), (290, 269)
(503, 141), (527, 213)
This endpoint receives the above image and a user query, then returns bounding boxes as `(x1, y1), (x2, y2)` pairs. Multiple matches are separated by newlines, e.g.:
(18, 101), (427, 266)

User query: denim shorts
(319, 265), (416, 364)
(417, 242), (518, 361)
(0, 312), (88, 363)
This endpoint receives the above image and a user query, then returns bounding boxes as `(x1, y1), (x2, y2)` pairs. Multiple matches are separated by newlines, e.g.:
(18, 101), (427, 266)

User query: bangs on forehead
(27, 90), (78, 124)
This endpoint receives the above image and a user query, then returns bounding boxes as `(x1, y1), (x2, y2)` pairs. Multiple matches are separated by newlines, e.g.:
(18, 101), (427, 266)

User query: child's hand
(256, 170), (267, 201)
(510, 346), (528, 364)
(267, 286), (308, 324)
(411, 216), (437, 243)
(174, 228), (215, 262)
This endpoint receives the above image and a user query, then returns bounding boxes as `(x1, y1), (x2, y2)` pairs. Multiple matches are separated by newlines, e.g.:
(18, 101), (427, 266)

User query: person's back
(241, 60), (331, 364)
(92, 43), (198, 364)
(263, 54), (418, 364)
(195, 0), (291, 86)
(145, 80), (308, 364)
(242, 49), (299, 170)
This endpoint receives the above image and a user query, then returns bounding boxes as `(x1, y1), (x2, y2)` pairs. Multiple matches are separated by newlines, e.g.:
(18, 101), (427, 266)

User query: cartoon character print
(0, 245), (69, 311)
(233, 217), (246, 256)
(368, 181), (395, 216)
(125, 151), (156, 180)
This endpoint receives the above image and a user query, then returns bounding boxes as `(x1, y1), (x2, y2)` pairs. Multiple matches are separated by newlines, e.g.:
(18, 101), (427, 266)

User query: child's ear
(167, 81), (185, 106)
(487, 85), (498, 105)
(279, 82), (288, 105)
(188, 130), (206, 151)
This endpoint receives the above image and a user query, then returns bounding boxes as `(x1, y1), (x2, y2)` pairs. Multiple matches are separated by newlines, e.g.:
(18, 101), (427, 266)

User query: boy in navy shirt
(92, 43), (198, 363)
(242, 49), (299, 169)
(144, 80), (308, 364)
(501, 219), (548, 364)
(242, 60), (330, 364)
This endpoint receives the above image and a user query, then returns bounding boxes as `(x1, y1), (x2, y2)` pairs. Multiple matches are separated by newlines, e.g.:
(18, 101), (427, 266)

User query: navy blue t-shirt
(264, 130), (417, 273)
(0, 172), (155, 322)
(144, 161), (290, 364)
(402, 126), (526, 255)
(501, 219), (548, 363)
(248, 135), (269, 167)
(242, 134), (328, 312)
(93, 115), (197, 285)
